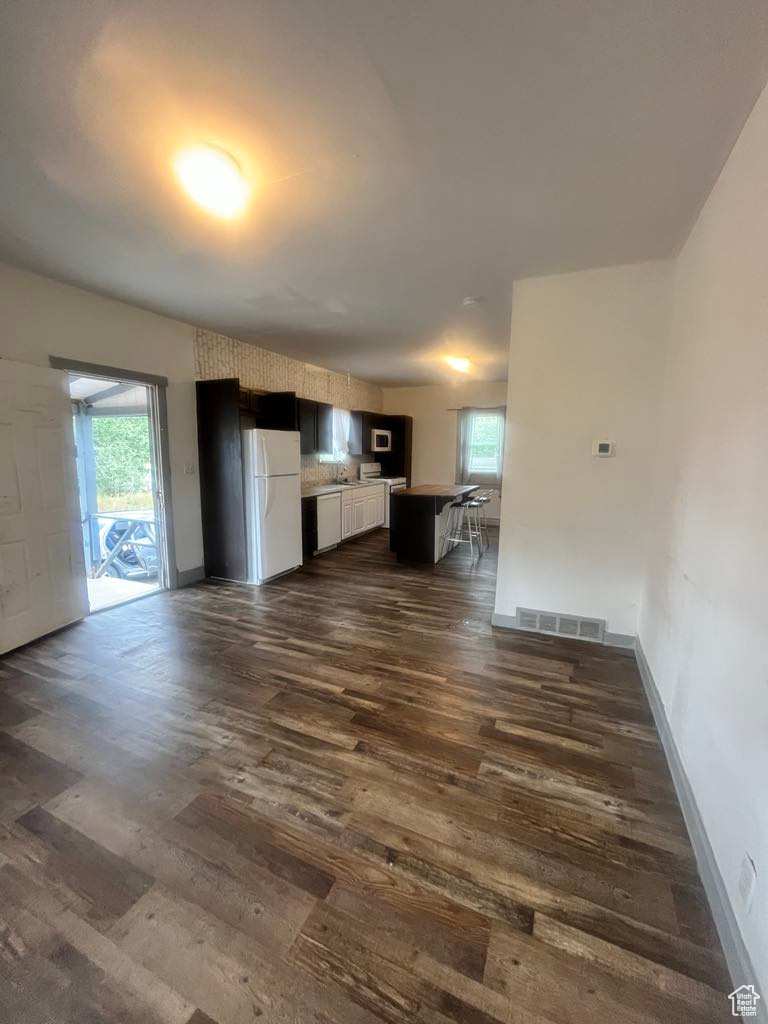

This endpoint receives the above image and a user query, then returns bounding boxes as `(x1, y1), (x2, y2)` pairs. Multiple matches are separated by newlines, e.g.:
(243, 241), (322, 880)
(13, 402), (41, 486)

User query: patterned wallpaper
(300, 453), (367, 487)
(194, 329), (382, 411)
(194, 328), (382, 486)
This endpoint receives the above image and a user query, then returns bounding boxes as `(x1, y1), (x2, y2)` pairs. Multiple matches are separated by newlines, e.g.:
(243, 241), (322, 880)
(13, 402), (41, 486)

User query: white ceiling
(1, 1), (766, 385)
(69, 375), (148, 412)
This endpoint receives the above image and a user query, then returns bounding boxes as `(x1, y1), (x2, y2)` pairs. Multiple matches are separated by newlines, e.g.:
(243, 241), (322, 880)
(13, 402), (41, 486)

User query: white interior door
(0, 360), (89, 653)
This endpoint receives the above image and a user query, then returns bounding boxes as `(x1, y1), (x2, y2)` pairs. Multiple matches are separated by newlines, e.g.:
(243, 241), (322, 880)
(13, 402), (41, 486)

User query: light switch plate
(592, 440), (615, 457)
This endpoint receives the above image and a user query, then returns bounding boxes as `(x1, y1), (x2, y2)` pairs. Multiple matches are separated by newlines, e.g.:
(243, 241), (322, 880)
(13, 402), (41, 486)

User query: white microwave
(371, 428), (392, 452)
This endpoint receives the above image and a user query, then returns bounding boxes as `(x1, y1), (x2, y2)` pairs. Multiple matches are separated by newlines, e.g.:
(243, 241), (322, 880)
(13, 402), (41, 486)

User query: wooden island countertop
(397, 484), (478, 499)
(390, 484), (478, 562)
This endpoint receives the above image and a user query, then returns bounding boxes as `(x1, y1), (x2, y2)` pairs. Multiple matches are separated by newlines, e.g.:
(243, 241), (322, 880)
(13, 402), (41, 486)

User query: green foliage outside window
(92, 416), (154, 512)
(468, 414), (502, 473)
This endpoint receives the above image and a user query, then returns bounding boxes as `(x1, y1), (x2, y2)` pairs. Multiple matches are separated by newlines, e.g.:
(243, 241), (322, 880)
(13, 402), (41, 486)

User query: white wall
(493, 261), (670, 637)
(0, 263), (204, 573)
(383, 380), (508, 519)
(639, 82), (768, 989)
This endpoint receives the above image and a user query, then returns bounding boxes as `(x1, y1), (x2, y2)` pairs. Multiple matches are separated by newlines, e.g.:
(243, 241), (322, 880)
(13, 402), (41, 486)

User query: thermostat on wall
(592, 440), (615, 457)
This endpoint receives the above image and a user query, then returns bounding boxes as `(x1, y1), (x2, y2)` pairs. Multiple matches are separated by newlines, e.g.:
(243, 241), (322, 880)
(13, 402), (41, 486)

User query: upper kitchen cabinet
(349, 411), (413, 482)
(379, 414), (413, 483)
(253, 391), (299, 431)
(298, 398), (333, 455)
(348, 410), (380, 455)
(253, 391), (332, 454)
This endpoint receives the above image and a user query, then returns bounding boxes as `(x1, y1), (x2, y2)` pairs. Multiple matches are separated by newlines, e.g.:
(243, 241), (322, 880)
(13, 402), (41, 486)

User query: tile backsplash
(193, 328), (381, 488)
(300, 454), (367, 486)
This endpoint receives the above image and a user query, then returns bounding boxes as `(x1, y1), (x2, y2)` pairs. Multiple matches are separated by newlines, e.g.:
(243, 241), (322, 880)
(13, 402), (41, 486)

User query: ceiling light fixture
(445, 356), (472, 373)
(175, 144), (249, 218)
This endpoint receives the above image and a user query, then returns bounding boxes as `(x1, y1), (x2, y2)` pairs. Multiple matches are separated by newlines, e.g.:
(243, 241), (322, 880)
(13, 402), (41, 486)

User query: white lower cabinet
(353, 499), (365, 533)
(342, 501), (352, 539)
(340, 483), (386, 541)
(365, 495), (378, 529)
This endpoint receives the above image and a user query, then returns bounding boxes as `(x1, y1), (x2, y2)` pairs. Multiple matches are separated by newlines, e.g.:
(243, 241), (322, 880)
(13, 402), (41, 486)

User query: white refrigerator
(242, 429), (303, 585)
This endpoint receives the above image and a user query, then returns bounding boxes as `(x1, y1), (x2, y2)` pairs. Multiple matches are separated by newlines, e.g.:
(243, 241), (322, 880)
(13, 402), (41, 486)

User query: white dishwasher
(316, 492), (342, 551)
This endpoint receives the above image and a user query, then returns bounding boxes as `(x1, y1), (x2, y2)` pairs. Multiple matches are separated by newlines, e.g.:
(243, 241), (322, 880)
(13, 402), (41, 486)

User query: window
(456, 407), (505, 488)
(318, 407), (351, 463)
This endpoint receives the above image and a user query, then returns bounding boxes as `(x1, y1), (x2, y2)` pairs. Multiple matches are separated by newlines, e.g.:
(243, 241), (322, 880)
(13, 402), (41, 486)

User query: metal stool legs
(442, 499), (483, 560)
(476, 489), (493, 550)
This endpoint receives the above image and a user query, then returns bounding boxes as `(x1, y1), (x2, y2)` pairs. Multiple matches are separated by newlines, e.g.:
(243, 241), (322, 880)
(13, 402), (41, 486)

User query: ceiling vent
(516, 607), (605, 643)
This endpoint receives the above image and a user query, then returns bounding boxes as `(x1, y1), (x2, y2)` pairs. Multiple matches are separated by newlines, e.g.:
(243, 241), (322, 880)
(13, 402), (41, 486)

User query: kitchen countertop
(396, 484), (478, 498)
(301, 484), (346, 498)
(300, 481), (386, 498)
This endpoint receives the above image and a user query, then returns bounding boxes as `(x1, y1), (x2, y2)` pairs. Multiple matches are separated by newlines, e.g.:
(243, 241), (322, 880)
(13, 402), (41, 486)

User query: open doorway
(68, 372), (170, 612)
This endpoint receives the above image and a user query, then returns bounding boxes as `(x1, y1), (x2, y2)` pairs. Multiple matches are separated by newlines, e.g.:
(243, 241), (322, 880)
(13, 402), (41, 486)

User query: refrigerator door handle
(260, 435), (269, 477)
(264, 476), (273, 519)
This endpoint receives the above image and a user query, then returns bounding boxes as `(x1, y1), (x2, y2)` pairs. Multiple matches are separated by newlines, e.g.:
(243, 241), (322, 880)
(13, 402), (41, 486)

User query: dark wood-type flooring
(0, 528), (729, 1024)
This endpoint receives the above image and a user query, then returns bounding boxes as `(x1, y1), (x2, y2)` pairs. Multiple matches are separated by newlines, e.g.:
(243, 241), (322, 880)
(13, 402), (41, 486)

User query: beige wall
(383, 380), (508, 519)
(491, 81), (768, 987)
(493, 261), (670, 637)
(639, 81), (768, 990)
(0, 263), (204, 573)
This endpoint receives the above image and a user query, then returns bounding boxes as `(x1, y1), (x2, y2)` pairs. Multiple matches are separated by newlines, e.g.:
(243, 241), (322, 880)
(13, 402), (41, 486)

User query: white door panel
(342, 503), (352, 539)
(0, 360), (88, 653)
(352, 498), (365, 534)
(365, 495), (377, 528)
(0, 542), (30, 618)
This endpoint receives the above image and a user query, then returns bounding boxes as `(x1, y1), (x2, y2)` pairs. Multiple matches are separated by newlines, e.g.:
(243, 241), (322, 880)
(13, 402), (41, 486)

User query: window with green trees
(92, 416), (154, 512)
(456, 407), (505, 487)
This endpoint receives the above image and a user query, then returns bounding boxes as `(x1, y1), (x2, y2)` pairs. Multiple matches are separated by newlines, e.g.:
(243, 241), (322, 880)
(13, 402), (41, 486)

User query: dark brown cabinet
(301, 495), (318, 559)
(196, 378), (248, 582)
(298, 398), (333, 455)
(253, 391), (299, 431)
(253, 391), (332, 455)
(349, 411), (413, 482)
(348, 410), (376, 456)
(379, 414), (413, 483)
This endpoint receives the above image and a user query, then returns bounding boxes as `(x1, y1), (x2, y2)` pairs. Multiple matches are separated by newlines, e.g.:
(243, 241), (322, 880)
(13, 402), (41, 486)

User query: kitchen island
(389, 484), (478, 562)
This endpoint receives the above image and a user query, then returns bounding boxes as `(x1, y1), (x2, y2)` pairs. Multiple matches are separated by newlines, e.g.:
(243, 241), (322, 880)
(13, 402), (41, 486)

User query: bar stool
(474, 489), (494, 550)
(441, 496), (484, 560)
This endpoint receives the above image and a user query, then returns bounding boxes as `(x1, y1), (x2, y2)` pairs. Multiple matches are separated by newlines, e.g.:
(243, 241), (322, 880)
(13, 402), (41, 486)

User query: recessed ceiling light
(462, 296), (484, 307)
(445, 355), (472, 373)
(175, 144), (249, 218)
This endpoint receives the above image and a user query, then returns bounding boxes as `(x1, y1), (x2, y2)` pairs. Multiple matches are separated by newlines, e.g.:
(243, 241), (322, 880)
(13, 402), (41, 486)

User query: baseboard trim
(175, 565), (206, 588)
(635, 639), (763, 1012)
(490, 612), (517, 629)
(490, 612), (634, 649)
(604, 631), (635, 649)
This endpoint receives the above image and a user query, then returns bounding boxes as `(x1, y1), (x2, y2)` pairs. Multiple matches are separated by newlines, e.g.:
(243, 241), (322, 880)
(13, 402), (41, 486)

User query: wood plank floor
(0, 528), (729, 1024)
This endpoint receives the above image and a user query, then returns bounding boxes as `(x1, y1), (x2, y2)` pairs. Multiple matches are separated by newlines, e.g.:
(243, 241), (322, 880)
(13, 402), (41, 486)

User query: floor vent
(516, 607), (606, 643)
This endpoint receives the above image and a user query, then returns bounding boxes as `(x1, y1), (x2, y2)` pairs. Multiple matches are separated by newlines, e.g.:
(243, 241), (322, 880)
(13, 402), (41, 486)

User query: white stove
(358, 462), (407, 528)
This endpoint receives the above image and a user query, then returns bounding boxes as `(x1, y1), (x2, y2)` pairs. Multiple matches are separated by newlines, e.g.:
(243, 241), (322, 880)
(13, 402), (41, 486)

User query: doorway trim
(49, 355), (178, 590)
